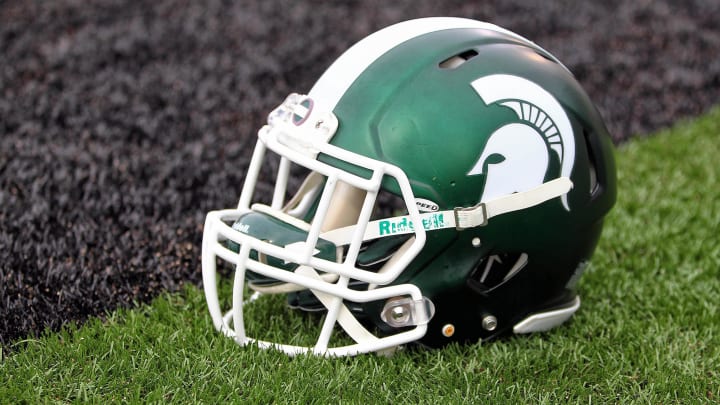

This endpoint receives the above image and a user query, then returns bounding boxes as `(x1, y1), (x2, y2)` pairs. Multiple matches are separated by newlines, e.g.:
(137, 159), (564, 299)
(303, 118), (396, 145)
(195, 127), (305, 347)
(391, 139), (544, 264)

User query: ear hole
(439, 49), (479, 69)
(468, 252), (529, 293)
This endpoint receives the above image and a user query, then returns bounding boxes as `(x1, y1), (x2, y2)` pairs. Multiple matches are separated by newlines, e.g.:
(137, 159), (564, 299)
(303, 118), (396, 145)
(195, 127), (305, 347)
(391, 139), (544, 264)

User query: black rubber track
(1, 0), (719, 346)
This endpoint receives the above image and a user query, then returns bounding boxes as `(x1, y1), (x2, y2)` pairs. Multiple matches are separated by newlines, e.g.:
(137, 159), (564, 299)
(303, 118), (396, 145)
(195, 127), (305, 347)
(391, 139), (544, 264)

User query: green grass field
(2, 108), (719, 403)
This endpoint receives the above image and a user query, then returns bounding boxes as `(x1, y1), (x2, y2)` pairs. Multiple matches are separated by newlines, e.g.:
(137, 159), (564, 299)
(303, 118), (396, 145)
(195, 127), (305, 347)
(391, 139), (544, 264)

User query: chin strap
(453, 176), (573, 229)
(321, 177), (573, 245)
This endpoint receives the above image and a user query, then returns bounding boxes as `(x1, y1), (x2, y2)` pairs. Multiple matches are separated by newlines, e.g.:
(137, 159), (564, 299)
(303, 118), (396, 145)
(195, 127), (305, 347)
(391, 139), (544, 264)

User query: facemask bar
(239, 113), (429, 286)
(202, 205), (430, 356)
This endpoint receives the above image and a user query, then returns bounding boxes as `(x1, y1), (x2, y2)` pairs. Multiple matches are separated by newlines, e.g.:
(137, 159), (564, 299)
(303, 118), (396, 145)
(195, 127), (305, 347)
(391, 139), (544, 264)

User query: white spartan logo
(468, 74), (575, 211)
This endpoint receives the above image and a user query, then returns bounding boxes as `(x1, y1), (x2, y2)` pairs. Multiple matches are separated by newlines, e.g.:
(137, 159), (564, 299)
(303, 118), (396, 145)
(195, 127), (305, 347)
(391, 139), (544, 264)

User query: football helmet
(202, 17), (616, 356)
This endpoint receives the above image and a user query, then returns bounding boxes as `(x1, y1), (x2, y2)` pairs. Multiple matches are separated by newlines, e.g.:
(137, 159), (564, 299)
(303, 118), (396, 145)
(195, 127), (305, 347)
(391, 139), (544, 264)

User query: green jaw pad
(225, 210), (339, 285)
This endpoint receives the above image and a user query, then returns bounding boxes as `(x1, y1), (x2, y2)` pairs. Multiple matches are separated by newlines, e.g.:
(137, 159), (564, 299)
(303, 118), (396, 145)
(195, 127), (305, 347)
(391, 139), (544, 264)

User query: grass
(2, 108), (720, 403)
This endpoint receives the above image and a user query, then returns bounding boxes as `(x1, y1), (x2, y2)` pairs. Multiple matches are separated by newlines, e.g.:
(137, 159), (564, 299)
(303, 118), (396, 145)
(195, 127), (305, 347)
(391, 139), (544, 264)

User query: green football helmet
(202, 17), (616, 356)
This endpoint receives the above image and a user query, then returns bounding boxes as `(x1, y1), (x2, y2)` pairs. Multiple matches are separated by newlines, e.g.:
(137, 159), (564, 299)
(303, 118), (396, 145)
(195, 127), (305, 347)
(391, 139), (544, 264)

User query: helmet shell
(314, 24), (616, 344)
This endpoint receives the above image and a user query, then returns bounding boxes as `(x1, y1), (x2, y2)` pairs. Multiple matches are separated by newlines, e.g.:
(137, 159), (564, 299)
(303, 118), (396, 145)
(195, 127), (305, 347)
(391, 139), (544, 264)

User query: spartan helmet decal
(468, 74), (576, 210)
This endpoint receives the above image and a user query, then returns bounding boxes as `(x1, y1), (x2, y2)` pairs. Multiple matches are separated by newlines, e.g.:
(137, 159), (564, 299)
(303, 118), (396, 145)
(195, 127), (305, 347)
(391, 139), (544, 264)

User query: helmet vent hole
(582, 129), (600, 197)
(439, 49), (478, 69)
(534, 51), (556, 64)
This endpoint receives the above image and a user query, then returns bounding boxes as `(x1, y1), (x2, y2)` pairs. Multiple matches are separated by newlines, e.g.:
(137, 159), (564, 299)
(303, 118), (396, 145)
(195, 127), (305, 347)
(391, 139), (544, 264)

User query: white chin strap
(454, 177), (573, 229)
(321, 177), (573, 245)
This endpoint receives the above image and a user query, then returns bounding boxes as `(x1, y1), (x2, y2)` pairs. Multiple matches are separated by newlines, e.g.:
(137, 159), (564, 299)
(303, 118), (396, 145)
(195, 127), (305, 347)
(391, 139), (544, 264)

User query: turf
(2, 108), (719, 403)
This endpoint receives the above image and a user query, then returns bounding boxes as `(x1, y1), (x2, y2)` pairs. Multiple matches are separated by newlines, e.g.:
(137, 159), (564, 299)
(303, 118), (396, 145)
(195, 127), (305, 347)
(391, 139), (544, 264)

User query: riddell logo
(378, 213), (447, 236)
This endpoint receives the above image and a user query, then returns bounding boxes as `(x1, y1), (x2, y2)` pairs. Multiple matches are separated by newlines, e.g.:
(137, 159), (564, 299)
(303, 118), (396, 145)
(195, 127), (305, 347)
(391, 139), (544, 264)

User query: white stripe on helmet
(308, 17), (568, 112)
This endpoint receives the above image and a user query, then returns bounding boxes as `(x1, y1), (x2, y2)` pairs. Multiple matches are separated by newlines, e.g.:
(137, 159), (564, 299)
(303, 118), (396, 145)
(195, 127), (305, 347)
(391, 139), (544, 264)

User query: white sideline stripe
(308, 17), (556, 113)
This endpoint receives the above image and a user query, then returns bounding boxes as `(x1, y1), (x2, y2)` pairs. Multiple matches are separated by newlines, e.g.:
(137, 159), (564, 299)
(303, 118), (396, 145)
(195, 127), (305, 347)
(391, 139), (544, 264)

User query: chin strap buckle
(454, 202), (488, 229)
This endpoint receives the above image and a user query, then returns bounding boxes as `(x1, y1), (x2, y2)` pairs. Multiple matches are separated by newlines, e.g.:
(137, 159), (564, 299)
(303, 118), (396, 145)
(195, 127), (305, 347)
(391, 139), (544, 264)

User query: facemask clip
(380, 296), (435, 328)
